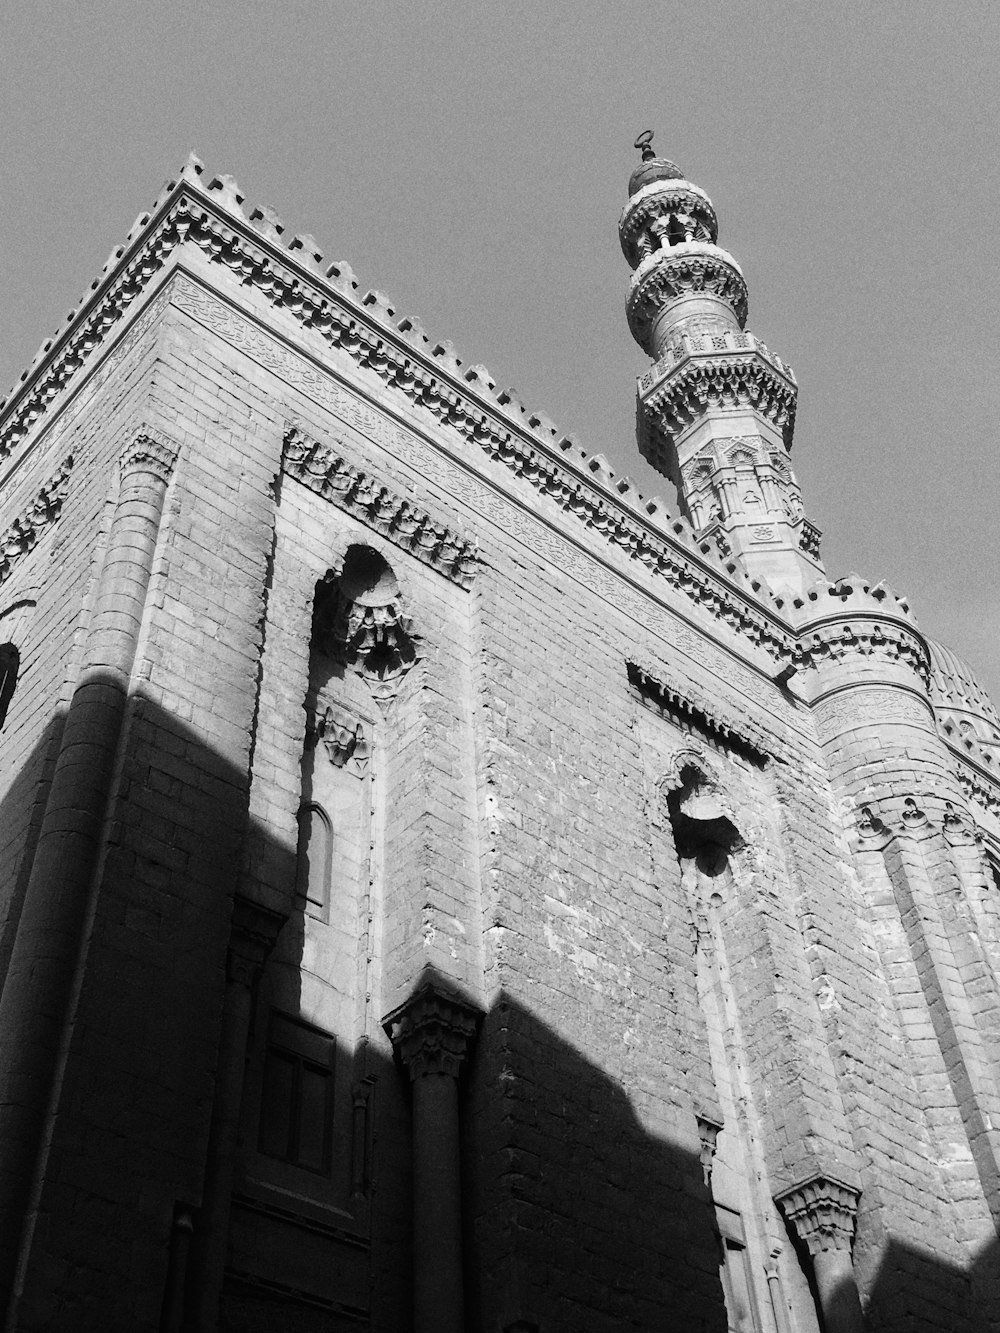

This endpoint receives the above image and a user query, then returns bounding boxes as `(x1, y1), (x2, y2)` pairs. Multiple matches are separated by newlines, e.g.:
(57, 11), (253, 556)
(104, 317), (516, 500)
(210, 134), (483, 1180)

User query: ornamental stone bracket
(284, 426), (479, 589)
(774, 1175), (860, 1256)
(0, 454), (74, 590)
(382, 984), (482, 1081)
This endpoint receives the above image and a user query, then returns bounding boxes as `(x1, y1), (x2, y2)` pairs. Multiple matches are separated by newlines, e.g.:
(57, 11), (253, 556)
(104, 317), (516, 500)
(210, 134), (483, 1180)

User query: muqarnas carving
(313, 545), (418, 709)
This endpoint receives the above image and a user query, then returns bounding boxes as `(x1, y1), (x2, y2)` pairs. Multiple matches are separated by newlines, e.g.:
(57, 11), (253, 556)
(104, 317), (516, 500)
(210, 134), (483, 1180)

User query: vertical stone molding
(0, 426), (178, 1316)
(384, 984), (481, 1333)
(776, 1176), (865, 1333)
(188, 898), (286, 1332)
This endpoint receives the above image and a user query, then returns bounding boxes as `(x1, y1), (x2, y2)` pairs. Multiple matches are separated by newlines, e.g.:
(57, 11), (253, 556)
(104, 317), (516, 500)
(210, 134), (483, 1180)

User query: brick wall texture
(0, 168), (997, 1332)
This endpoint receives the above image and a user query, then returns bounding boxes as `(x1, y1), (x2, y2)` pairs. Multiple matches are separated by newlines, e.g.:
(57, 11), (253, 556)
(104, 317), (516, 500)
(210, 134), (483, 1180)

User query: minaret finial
(634, 129), (656, 163)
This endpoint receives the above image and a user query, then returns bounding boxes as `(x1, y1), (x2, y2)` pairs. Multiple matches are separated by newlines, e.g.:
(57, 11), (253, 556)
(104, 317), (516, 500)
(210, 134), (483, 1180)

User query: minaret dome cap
(629, 130), (685, 197)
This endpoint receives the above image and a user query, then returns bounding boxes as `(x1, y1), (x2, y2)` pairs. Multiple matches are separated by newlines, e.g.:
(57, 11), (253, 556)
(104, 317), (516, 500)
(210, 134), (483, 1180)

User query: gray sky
(2, 1), (998, 698)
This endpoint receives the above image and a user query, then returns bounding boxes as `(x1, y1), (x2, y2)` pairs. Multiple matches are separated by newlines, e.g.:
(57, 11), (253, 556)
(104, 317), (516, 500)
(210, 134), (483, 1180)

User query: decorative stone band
(774, 1175), (860, 1256)
(226, 897), (287, 990)
(383, 985), (481, 1081)
(641, 327), (796, 398)
(284, 427), (478, 589)
(120, 429), (179, 483)
(0, 453), (74, 589)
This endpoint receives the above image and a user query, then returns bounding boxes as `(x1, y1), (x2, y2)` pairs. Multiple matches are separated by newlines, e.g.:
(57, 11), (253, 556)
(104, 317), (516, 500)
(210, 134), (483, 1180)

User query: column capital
(120, 427), (178, 483)
(226, 896), (287, 988)
(774, 1175), (860, 1255)
(383, 984), (481, 1080)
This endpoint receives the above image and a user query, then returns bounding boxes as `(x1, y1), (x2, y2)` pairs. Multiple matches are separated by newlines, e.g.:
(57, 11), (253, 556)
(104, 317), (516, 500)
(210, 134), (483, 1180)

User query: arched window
(295, 802), (332, 921)
(0, 644), (19, 731)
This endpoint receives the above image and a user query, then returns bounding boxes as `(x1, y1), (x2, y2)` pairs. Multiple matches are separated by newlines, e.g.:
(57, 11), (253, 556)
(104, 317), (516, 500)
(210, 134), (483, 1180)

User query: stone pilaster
(0, 427), (177, 1316)
(189, 897), (286, 1332)
(384, 984), (480, 1333)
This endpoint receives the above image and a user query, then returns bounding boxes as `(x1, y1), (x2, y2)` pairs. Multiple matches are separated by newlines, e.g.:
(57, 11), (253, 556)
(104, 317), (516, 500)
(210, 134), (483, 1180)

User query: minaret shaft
(621, 141), (824, 595)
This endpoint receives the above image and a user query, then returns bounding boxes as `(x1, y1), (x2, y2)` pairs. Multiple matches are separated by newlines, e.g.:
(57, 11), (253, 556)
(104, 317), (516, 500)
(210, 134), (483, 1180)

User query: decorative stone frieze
(0, 454), (73, 588)
(383, 986), (481, 1081)
(774, 1176), (860, 1255)
(284, 426), (478, 588)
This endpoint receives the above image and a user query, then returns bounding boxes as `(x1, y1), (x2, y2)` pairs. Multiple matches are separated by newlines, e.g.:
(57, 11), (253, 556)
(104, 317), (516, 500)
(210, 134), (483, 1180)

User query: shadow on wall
(0, 696), (996, 1331)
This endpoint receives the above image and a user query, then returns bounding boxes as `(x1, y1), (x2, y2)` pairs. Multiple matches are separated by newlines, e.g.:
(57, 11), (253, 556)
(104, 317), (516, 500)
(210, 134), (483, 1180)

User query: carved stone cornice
(774, 1176), (860, 1255)
(284, 426), (478, 588)
(627, 658), (774, 767)
(120, 429), (178, 483)
(0, 159), (816, 664)
(227, 897), (287, 989)
(0, 454), (74, 589)
(792, 618), (930, 684)
(383, 985), (481, 1081)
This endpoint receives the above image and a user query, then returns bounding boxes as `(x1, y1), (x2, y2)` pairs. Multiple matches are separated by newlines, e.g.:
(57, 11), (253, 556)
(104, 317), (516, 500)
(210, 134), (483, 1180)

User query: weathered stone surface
(0, 145), (995, 1332)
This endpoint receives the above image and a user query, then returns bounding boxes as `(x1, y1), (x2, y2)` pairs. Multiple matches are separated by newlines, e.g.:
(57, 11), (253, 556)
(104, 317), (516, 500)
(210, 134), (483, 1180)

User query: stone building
(0, 139), (997, 1333)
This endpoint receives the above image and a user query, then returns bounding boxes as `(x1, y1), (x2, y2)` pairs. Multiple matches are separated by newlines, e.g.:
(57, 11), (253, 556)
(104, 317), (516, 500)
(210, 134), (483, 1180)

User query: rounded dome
(926, 638), (1000, 746)
(628, 156), (685, 198)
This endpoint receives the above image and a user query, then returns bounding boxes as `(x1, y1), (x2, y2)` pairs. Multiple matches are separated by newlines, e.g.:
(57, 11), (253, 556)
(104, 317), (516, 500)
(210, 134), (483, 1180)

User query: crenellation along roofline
(0, 156), (918, 670)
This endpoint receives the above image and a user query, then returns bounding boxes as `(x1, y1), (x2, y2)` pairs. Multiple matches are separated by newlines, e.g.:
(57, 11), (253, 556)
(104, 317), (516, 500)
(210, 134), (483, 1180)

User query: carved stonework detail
(775, 1176), (859, 1255)
(0, 454), (74, 589)
(697, 1115), (723, 1187)
(227, 897), (287, 989)
(307, 702), (370, 773)
(383, 986), (481, 1081)
(120, 429), (178, 483)
(318, 578), (417, 710)
(284, 427), (479, 589)
(628, 659), (774, 766)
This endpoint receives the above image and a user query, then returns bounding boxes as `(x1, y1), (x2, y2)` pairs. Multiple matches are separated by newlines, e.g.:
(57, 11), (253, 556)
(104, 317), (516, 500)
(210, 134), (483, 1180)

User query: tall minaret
(621, 133), (823, 595)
